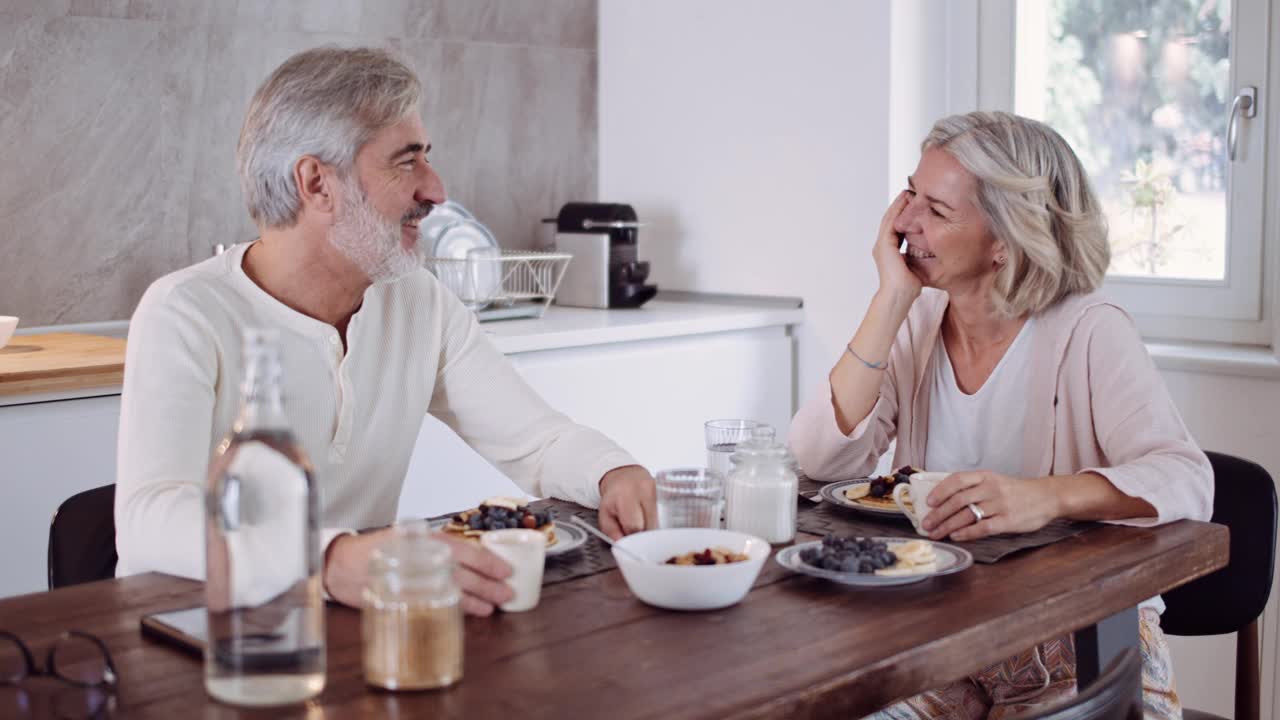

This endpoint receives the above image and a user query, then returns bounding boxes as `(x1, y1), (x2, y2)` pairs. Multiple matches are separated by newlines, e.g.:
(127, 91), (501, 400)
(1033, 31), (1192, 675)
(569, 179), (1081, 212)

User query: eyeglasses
(0, 630), (117, 719)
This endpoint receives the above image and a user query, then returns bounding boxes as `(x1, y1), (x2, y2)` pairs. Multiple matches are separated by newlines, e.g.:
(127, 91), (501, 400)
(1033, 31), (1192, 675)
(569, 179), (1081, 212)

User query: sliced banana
(890, 540), (935, 564)
(481, 496), (522, 511)
(875, 561), (937, 576)
(844, 483), (871, 500)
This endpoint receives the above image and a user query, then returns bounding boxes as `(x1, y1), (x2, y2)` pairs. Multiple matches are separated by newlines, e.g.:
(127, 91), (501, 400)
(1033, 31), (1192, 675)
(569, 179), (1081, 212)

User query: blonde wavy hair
(922, 111), (1110, 317)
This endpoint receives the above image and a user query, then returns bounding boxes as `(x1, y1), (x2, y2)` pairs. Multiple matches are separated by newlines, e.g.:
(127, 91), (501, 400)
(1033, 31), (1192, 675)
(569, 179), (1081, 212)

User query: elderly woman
(788, 111), (1212, 719)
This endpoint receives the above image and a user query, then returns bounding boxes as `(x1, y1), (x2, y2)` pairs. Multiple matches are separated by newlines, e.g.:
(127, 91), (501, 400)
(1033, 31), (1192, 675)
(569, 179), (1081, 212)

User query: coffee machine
(550, 202), (657, 309)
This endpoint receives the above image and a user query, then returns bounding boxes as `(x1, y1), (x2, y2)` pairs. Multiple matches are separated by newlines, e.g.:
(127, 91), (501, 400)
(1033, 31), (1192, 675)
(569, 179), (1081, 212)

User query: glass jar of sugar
(362, 522), (464, 691)
(724, 426), (798, 543)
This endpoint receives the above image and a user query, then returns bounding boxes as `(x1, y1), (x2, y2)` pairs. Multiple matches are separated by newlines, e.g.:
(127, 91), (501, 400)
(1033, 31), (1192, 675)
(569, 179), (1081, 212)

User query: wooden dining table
(0, 519), (1226, 719)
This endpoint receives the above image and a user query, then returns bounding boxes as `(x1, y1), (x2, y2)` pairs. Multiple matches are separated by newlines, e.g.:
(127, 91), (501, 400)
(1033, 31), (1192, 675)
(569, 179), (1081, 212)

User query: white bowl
(612, 528), (770, 611)
(0, 316), (17, 349)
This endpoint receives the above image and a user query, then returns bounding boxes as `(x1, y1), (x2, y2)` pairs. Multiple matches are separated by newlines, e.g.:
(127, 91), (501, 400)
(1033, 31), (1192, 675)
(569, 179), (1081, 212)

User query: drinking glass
(704, 420), (769, 477)
(463, 247), (500, 311)
(655, 468), (724, 529)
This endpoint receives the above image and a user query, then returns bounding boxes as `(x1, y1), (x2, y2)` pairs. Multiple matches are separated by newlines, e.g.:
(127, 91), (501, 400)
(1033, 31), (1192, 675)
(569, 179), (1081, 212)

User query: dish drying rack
(424, 250), (572, 322)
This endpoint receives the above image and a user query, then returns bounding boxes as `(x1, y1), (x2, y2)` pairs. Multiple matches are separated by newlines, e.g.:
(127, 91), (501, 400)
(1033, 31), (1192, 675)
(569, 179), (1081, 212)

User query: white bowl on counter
(0, 317), (17, 349)
(611, 528), (770, 611)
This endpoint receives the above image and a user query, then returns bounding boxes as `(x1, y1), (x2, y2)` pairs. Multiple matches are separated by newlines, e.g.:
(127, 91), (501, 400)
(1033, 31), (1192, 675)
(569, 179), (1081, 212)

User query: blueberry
(801, 548), (820, 564)
(859, 560), (876, 573)
(893, 472), (912, 485)
(468, 515), (484, 530)
(506, 518), (519, 528)
(839, 557), (860, 573)
(821, 557), (842, 571)
(869, 480), (888, 497)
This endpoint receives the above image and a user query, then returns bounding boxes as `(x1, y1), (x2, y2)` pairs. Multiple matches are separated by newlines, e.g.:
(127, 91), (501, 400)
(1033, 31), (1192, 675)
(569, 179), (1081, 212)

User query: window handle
(1228, 86), (1257, 162)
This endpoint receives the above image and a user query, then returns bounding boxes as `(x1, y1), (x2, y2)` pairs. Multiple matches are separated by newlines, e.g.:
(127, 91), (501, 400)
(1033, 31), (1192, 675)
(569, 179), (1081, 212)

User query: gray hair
(922, 111), (1110, 317)
(236, 46), (422, 229)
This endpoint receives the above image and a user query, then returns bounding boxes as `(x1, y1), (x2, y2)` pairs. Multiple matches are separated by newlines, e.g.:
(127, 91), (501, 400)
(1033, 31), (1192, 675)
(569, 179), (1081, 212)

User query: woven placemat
(429, 498), (616, 587)
(797, 477), (1096, 564)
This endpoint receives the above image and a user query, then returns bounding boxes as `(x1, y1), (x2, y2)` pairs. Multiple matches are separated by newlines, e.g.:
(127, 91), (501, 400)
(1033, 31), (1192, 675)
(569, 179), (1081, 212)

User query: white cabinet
(0, 395), (121, 598)
(397, 325), (795, 520)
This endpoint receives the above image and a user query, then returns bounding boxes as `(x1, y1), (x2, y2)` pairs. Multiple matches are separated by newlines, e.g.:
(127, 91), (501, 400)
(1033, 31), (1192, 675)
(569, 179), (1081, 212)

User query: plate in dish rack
(418, 200), (473, 249)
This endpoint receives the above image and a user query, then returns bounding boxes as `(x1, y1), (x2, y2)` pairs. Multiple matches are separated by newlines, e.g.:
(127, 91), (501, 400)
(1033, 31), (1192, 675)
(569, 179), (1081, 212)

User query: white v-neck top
(115, 242), (636, 581)
(925, 318), (1035, 476)
(922, 317), (1162, 612)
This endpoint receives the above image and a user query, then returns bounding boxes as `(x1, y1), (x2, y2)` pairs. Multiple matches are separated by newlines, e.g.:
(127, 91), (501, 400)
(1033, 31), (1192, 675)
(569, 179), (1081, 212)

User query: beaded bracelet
(845, 343), (888, 370)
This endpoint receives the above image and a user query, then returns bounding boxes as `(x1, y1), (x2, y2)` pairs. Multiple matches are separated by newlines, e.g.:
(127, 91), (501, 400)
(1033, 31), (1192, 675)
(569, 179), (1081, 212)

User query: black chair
(1010, 647), (1142, 720)
(1159, 451), (1277, 720)
(47, 484), (118, 590)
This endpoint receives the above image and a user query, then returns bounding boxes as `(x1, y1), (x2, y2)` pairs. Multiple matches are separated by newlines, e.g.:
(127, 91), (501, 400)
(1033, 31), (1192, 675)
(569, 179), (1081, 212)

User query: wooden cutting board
(0, 333), (127, 397)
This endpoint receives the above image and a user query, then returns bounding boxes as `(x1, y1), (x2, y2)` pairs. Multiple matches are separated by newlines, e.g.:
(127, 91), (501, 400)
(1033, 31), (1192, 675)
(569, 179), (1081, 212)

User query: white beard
(329, 175), (423, 284)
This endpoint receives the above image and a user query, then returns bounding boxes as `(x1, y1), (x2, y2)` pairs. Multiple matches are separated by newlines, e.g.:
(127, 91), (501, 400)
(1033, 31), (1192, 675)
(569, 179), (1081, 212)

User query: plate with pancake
(775, 535), (972, 587)
(429, 497), (588, 557)
(817, 465), (923, 518)
(818, 479), (909, 517)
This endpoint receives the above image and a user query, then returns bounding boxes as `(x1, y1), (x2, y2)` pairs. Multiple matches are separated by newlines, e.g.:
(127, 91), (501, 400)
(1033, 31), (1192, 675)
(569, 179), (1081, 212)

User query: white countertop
(3, 295), (803, 406)
(485, 299), (803, 354)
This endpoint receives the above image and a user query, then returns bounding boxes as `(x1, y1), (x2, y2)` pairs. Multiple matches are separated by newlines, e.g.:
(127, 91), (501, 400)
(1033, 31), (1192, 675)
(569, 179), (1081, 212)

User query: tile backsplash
(0, 0), (597, 325)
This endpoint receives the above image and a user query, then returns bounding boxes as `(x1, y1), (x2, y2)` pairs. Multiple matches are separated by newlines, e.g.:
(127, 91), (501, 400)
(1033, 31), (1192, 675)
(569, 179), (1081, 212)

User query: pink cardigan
(788, 290), (1213, 526)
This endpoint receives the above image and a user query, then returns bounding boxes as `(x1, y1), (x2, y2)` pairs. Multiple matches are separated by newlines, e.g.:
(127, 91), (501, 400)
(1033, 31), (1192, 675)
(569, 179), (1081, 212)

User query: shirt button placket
(326, 332), (346, 463)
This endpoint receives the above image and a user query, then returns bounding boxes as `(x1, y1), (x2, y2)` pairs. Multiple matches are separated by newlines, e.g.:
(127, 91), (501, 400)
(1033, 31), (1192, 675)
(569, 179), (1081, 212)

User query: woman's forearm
(1048, 472), (1158, 522)
(829, 288), (917, 434)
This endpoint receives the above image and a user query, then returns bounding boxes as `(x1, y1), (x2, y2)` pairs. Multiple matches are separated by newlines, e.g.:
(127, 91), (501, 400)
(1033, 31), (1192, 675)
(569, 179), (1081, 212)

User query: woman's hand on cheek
(921, 471), (1062, 542)
(872, 191), (921, 299)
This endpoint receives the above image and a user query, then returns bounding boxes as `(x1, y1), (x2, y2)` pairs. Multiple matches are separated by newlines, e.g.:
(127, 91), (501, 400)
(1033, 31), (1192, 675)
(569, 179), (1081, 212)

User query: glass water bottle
(204, 328), (325, 706)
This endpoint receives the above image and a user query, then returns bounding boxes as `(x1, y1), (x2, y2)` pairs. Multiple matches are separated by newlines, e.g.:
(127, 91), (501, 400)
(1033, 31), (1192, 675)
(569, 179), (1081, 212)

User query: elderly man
(115, 46), (657, 614)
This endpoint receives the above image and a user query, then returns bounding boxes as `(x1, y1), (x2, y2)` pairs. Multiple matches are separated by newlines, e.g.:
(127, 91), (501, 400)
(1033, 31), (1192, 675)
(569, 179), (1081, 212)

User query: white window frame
(966, 0), (1278, 348)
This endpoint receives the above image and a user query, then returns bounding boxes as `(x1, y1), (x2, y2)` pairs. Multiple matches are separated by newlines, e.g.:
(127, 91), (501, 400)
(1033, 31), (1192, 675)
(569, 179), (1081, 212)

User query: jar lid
(368, 521), (454, 581)
(730, 426), (793, 463)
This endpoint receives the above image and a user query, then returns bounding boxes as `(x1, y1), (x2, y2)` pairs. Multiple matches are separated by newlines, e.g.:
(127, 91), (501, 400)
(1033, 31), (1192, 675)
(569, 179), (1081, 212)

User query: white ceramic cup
(892, 472), (951, 536)
(480, 529), (547, 612)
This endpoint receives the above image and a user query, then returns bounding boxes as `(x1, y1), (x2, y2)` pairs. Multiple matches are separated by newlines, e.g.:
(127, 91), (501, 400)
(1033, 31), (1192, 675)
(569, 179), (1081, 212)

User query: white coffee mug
(480, 529), (547, 612)
(892, 472), (951, 536)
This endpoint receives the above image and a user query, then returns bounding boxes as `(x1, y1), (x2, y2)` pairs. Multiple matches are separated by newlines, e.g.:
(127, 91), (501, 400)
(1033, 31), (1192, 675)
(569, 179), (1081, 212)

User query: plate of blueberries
(775, 534), (972, 587)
